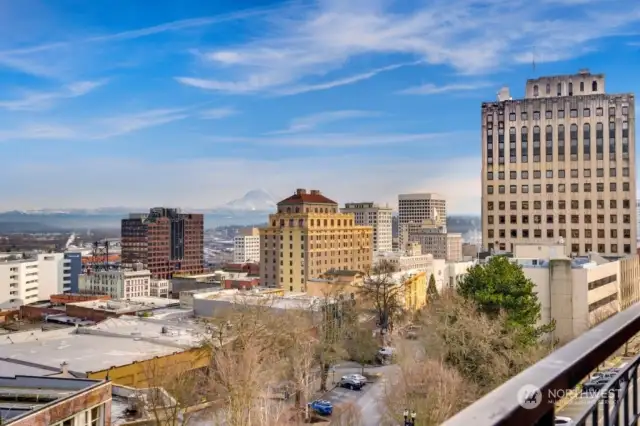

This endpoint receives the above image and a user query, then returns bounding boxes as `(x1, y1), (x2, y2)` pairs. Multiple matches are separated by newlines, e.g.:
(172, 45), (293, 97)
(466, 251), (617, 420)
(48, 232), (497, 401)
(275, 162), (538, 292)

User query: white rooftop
(68, 296), (179, 313)
(196, 289), (332, 311)
(0, 316), (206, 374)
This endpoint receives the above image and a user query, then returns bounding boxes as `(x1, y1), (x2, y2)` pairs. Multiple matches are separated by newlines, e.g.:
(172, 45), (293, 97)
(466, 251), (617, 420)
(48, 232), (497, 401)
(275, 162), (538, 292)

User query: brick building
(121, 207), (204, 279)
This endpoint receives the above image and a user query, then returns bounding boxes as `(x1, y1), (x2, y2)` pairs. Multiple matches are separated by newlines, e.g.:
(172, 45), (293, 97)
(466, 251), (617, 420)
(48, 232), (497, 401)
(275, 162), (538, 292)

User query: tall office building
(481, 70), (636, 256)
(259, 189), (373, 292)
(121, 207), (204, 279)
(233, 228), (261, 263)
(341, 202), (393, 253)
(398, 193), (447, 250)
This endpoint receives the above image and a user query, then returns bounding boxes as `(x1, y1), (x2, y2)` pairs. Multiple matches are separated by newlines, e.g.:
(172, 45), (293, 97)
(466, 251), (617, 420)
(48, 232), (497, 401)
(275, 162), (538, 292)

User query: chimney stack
(296, 188), (307, 195)
(310, 190), (320, 195)
(60, 361), (69, 375)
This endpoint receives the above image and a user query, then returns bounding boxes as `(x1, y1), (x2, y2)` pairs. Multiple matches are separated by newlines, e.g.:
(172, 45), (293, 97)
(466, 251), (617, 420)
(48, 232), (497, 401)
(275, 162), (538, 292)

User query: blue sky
(1, 0), (639, 214)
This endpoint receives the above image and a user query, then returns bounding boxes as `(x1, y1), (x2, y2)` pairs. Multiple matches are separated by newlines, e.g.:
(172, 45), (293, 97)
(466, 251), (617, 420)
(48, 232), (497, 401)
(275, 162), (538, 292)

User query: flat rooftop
(0, 376), (104, 423)
(0, 316), (206, 375)
(197, 289), (333, 311)
(68, 296), (179, 314)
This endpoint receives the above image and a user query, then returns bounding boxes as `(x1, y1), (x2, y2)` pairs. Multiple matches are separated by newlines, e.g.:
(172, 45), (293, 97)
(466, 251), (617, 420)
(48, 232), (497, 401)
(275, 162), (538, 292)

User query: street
(558, 363), (636, 425)
(322, 362), (400, 426)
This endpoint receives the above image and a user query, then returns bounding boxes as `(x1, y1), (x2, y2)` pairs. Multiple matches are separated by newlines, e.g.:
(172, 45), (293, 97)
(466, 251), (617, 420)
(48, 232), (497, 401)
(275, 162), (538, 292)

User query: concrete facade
(481, 70), (637, 257)
(510, 243), (622, 343)
(0, 255), (39, 309)
(398, 193), (447, 250)
(233, 228), (260, 264)
(79, 268), (151, 299)
(341, 202), (393, 253)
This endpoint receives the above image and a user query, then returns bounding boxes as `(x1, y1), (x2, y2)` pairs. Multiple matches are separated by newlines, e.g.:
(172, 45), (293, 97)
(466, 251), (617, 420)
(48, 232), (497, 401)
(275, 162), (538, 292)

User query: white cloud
(208, 131), (471, 147)
(0, 108), (189, 141)
(0, 155), (481, 214)
(0, 80), (106, 111)
(398, 82), (492, 95)
(199, 108), (238, 120)
(177, 0), (640, 95)
(269, 110), (380, 134)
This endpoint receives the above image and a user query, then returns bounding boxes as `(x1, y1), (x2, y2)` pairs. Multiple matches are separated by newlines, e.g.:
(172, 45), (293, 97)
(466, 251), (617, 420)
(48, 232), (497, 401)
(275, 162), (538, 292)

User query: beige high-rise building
(259, 189), (373, 292)
(398, 193), (447, 250)
(481, 70), (636, 257)
(341, 202), (393, 253)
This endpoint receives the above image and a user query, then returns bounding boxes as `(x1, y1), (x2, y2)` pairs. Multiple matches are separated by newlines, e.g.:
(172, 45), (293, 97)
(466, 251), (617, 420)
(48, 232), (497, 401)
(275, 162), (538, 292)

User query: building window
(570, 109), (578, 118)
(583, 108), (590, 117)
(545, 110), (552, 119)
(509, 112), (516, 121)
(596, 107), (603, 116)
(558, 109), (565, 118)
(533, 85), (539, 97)
(533, 111), (540, 120)
(580, 81), (584, 92)
(546, 83), (551, 94)
(568, 82), (573, 95)
(592, 81), (598, 92)
(498, 185), (505, 194)
(510, 185), (517, 194)
(557, 82), (562, 96)
(522, 112), (528, 121)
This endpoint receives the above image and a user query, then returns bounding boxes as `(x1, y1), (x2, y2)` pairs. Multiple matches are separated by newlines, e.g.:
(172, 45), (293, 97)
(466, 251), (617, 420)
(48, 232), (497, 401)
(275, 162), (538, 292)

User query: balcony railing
(442, 303), (640, 426)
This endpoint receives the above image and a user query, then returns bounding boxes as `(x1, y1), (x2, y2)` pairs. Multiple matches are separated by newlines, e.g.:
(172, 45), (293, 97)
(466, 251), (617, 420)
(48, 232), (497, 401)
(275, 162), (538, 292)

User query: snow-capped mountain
(224, 189), (277, 211)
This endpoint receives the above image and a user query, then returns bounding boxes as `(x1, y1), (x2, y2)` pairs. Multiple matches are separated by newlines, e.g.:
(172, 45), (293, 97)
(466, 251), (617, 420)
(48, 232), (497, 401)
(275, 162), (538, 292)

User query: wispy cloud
(177, 0), (640, 96)
(209, 131), (472, 147)
(398, 82), (492, 95)
(269, 110), (380, 134)
(0, 80), (106, 111)
(95, 109), (189, 139)
(0, 108), (189, 142)
(199, 108), (239, 120)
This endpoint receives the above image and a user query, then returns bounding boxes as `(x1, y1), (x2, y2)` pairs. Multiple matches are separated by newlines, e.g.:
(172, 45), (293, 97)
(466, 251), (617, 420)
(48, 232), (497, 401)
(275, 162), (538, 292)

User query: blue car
(308, 399), (333, 416)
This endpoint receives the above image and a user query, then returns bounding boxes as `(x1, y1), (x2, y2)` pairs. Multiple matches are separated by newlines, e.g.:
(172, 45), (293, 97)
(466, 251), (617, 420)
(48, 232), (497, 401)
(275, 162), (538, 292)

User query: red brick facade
(223, 278), (260, 290)
(50, 294), (111, 305)
(10, 382), (111, 426)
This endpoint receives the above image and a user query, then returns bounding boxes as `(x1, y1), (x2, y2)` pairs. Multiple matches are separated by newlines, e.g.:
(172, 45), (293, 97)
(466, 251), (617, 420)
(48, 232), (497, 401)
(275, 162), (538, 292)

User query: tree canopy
(427, 273), (438, 301)
(457, 256), (554, 345)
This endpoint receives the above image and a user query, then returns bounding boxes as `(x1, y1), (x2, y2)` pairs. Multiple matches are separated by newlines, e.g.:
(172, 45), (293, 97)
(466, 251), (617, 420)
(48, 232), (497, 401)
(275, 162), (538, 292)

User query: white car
(554, 416), (573, 425)
(342, 374), (366, 385)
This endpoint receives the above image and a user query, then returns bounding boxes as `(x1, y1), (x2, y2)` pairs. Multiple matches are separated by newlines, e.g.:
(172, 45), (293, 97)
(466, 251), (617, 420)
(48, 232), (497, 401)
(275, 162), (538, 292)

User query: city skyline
(1, 0), (640, 214)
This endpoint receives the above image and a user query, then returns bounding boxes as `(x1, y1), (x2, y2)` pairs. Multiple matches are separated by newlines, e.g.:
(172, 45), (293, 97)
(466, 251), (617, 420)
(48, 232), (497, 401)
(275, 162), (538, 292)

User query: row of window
(488, 199), (633, 211)
(488, 228), (631, 240)
(487, 105), (629, 123)
(588, 274), (617, 292)
(487, 181), (631, 194)
(488, 167), (631, 181)
(589, 292), (619, 313)
(486, 122), (630, 165)
(488, 214), (632, 226)
(535, 80), (599, 96)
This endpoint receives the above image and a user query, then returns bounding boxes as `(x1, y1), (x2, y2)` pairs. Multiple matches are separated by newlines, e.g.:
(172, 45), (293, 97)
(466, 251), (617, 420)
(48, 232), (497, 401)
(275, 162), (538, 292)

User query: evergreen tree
(427, 273), (438, 301)
(457, 256), (554, 346)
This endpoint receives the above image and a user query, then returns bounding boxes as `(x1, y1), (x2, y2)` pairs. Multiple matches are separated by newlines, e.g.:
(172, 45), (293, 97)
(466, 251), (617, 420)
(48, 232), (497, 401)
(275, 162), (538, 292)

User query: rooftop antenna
(532, 45), (537, 74)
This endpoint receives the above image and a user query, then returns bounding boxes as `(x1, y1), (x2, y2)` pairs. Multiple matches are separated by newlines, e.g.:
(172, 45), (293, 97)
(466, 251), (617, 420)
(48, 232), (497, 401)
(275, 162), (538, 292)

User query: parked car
(339, 375), (365, 390)
(308, 400), (333, 416)
(342, 374), (367, 386)
(582, 377), (611, 393)
(554, 416), (574, 425)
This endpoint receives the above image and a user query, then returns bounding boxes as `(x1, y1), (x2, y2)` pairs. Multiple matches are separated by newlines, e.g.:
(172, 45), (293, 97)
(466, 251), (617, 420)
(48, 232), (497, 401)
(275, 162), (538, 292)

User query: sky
(1, 0), (639, 214)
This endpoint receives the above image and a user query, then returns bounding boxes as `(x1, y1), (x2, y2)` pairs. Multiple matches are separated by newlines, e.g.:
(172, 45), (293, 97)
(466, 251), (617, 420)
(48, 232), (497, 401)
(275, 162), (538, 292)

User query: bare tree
(333, 401), (364, 426)
(202, 300), (285, 426)
(138, 357), (206, 426)
(359, 259), (405, 337)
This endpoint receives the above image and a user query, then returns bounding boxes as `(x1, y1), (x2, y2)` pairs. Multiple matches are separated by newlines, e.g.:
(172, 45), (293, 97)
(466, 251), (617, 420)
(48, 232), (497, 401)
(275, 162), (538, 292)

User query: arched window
(298, 219), (304, 227)
(533, 85), (539, 97)
(286, 207), (291, 213)
(272, 220), (276, 226)
(295, 207), (300, 213)
(545, 83), (551, 94)
(592, 81), (598, 92)
(580, 81), (584, 92)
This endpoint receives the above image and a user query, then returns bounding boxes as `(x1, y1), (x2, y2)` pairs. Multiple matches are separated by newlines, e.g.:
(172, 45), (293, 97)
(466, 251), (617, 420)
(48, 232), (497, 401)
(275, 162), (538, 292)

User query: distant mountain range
(0, 189), (480, 234)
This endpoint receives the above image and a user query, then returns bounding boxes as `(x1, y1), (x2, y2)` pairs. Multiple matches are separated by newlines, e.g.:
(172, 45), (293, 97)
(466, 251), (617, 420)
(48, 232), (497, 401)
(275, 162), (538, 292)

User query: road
(558, 364), (635, 425)
(322, 363), (400, 426)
